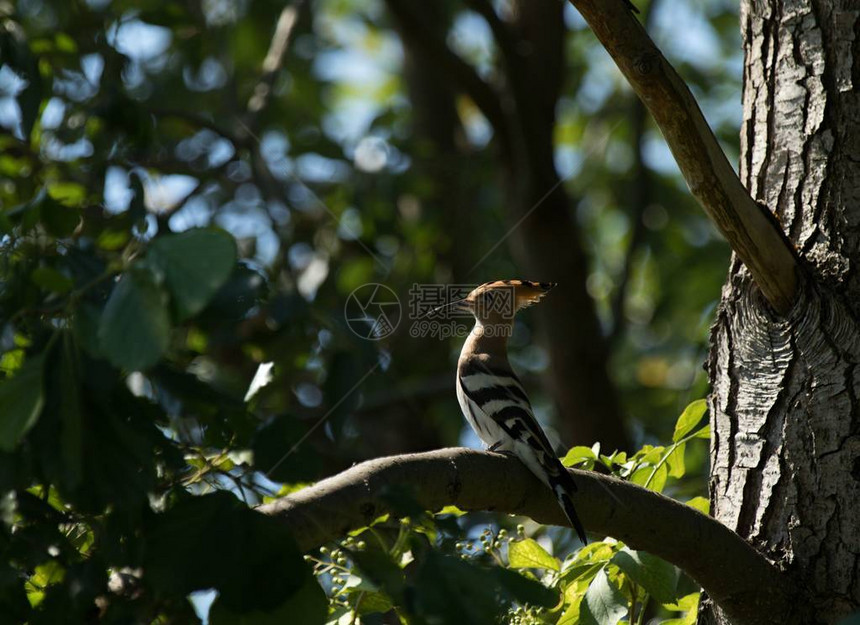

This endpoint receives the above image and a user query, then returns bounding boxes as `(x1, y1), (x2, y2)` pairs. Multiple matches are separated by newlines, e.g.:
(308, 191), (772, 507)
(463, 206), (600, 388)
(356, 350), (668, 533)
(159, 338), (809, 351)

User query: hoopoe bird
(446, 280), (588, 544)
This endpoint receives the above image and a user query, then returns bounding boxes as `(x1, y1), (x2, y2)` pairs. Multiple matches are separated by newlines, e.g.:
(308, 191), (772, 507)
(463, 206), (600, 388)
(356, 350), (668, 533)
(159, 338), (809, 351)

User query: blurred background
(1, 0), (736, 512)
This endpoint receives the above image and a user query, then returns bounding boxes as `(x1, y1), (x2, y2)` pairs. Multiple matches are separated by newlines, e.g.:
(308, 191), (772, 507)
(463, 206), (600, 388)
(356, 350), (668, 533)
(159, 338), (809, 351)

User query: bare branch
(246, 1), (304, 118)
(259, 447), (795, 625)
(566, 0), (799, 314)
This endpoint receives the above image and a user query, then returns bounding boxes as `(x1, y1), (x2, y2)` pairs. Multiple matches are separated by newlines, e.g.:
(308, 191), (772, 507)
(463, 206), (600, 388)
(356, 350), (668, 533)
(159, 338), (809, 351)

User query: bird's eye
(485, 292), (495, 306)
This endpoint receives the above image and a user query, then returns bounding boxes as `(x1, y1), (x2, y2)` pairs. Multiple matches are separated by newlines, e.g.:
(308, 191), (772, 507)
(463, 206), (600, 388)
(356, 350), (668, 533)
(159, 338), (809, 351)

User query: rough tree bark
(707, 1), (860, 622)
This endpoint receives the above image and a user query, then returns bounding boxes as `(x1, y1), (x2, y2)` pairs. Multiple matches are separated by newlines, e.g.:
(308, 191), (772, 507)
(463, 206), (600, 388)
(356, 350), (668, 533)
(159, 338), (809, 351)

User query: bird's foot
(487, 442), (516, 457)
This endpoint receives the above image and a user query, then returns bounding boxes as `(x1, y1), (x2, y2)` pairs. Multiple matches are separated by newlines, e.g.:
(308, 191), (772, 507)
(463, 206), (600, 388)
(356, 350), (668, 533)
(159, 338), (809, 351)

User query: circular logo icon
(344, 283), (401, 340)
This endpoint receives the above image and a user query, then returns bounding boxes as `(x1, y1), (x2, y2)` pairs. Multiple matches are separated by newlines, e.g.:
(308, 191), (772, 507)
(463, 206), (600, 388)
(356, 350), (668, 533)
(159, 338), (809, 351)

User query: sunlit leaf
(663, 592), (701, 625)
(435, 505), (466, 517)
(580, 567), (626, 625)
(612, 548), (679, 603)
(686, 496), (710, 514)
(694, 424), (711, 439)
(673, 399), (708, 442)
(666, 442), (686, 478)
(508, 538), (561, 571)
(631, 464), (667, 492)
(562, 445), (598, 468)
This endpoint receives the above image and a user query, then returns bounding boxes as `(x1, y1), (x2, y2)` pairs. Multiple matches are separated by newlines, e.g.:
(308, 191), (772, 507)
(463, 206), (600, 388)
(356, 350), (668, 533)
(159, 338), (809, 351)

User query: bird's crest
(469, 279), (556, 311)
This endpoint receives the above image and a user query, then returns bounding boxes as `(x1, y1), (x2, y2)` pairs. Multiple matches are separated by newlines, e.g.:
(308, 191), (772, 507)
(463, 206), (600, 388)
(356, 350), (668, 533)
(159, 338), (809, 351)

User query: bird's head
(445, 279), (556, 324)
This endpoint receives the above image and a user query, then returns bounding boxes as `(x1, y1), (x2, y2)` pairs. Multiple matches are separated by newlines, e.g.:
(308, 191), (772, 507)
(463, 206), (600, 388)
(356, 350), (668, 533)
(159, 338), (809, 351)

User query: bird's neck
(461, 317), (513, 360)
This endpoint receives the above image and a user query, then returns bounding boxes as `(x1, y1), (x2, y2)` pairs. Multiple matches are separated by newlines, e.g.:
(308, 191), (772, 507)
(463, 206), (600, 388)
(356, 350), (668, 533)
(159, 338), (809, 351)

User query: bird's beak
(423, 297), (473, 318)
(450, 298), (474, 314)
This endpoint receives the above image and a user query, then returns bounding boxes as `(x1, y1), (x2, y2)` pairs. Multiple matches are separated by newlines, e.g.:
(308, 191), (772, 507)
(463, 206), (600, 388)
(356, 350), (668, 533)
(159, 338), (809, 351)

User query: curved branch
(259, 448), (795, 625)
(566, 0), (799, 314)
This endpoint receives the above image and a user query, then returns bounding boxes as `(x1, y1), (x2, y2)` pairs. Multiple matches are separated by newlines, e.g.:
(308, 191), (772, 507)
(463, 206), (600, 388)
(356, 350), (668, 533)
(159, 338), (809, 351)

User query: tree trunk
(707, 1), (860, 622)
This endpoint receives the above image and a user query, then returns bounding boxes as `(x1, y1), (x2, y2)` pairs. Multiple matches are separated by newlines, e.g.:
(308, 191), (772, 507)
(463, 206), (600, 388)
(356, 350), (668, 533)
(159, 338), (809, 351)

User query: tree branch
(245, 0), (304, 119)
(259, 448), (795, 625)
(566, 0), (799, 314)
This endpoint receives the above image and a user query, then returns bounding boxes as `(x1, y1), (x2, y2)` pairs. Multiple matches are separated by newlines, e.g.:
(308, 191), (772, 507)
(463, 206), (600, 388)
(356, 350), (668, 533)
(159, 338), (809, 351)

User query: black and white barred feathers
(453, 280), (588, 544)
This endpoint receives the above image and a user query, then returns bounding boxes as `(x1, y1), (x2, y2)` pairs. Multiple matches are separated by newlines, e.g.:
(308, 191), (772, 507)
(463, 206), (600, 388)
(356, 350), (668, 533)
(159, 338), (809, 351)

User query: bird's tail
(542, 455), (588, 545)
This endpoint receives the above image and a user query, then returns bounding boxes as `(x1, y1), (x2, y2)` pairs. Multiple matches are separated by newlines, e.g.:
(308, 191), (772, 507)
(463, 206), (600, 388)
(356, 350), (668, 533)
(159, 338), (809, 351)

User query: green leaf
(410, 549), (554, 623)
(685, 496), (710, 514)
(46, 182), (86, 206)
(580, 567), (626, 625)
(673, 399), (708, 442)
(666, 442), (686, 478)
(148, 229), (237, 320)
(663, 592), (701, 625)
(693, 424), (711, 439)
(356, 591), (394, 616)
(631, 464), (667, 492)
(663, 591), (701, 612)
(0, 353), (45, 451)
(508, 538), (561, 571)
(436, 505), (466, 517)
(98, 266), (170, 371)
(30, 266), (73, 294)
(562, 445), (597, 468)
(561, 562), (604, 587)
(612, 548), (679, 604)
(349, 543), (404, 597)
(570, 541), (617, 566)
(558, 595), (584, 625)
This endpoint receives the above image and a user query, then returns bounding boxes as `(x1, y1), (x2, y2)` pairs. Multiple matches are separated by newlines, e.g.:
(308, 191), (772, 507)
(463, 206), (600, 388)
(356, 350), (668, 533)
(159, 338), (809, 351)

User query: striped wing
(457, 359), (556, 455)
(458, 358), (588, 544)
